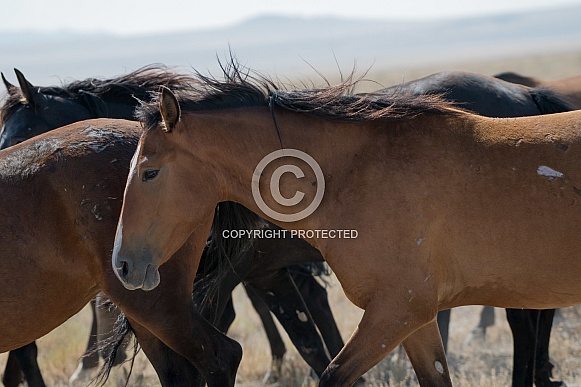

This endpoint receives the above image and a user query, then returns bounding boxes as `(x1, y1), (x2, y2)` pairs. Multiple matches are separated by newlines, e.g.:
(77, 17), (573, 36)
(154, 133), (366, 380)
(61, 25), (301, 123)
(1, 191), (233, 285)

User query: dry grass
(2, 49), (581, 386)
(4, 276), (581, 387)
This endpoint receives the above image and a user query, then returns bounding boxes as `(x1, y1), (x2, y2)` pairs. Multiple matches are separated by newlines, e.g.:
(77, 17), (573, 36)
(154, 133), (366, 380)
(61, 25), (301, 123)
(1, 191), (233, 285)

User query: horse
(494, 72), (581, 108)
(112, 61), (581, 386)
(0, 118), (244, 386)
(0, 68), (346, 385)
(0, 66), (202, 386)
(373, 70), (574, 387)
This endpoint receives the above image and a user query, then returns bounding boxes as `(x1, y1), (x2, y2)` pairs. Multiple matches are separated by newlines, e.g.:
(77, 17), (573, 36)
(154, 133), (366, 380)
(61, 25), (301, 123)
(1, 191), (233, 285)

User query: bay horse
(112, 62), (581, 386)
(495, 72), (581, 108)
(0, 68), (346, 384)
(374, 70), (574, 387)
(0, 119), (242, 386)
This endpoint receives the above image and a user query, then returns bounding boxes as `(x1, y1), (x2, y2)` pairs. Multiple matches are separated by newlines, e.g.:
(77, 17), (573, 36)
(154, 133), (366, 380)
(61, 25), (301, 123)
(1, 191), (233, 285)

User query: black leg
(244, 286), (287, 383)
(2, 350), (25, 387)
(533, 309), (563, 387)
(7, 342), (46, 387)
(506, 308), (538, 387)
(247, 269), (332, 377)
(436, 309), (451, 353)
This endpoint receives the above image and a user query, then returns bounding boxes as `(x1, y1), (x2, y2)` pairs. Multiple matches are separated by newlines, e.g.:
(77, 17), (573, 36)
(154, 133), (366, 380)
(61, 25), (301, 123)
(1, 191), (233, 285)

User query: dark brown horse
(113, 62), (581, 386)
(0, 119), (242, 386)
(0, 68), (346, 385)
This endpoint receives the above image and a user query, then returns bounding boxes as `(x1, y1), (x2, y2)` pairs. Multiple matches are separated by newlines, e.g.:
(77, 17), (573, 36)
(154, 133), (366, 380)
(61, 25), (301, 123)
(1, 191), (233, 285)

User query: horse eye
(142, 169), (159, 181)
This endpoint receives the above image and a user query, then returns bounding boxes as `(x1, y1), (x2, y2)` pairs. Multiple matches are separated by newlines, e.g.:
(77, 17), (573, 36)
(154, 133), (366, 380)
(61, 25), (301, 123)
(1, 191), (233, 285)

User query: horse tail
(529, 87), (575, 114)
(91, 310), (138, 387)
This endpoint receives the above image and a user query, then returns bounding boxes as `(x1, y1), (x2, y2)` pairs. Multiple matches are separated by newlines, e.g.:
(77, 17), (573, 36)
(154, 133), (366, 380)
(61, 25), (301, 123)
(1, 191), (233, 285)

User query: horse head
(0, 69), (94, 149)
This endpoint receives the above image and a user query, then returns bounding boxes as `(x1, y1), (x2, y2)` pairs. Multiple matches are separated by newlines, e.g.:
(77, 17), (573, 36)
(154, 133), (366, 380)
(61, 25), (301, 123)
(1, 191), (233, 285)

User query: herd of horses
(0, 61), (580, 387)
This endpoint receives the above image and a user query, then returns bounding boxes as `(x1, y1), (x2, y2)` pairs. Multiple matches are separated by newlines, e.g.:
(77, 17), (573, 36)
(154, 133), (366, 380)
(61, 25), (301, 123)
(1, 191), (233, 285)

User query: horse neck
(186, 106), (412, 234)
(78, 93), (138, 120)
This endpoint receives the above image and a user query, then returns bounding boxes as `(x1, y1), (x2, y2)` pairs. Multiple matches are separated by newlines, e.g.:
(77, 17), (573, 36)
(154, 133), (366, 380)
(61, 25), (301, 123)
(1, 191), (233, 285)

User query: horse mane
(0, 64), (199, 124)
(136, 59), (462, 129)
(193, 201), (265, 322)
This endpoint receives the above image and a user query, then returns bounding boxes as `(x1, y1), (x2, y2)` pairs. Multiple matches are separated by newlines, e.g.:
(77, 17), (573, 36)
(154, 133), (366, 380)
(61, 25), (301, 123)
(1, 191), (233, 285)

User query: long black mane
(136, 60), (461, 129)
(1, 65), (198, 124)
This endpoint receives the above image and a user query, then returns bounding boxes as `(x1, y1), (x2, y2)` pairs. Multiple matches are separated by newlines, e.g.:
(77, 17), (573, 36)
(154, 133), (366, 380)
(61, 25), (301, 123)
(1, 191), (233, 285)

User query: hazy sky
(5, 0), (581, 36)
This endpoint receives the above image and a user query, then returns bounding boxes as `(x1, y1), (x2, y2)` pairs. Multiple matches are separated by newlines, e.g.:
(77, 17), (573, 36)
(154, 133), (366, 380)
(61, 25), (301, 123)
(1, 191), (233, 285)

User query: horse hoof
(463, 326), (486, 347)
(68, 362), (97, 386)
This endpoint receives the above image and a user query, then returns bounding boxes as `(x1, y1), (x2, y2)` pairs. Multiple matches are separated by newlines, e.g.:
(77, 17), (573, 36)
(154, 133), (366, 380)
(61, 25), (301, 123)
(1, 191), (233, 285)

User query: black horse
(372, 70), (572, 387)
(0, 67), (346, 386)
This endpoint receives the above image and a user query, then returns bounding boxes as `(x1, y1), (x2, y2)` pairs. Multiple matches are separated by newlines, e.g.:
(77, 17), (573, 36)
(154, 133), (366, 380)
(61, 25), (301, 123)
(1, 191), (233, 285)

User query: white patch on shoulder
(417, 237), (425, 247)
(537, 165), (564, 179)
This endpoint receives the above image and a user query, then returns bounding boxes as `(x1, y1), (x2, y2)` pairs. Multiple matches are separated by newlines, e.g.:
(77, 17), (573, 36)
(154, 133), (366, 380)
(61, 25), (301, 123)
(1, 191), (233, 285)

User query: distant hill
(1, 4), (580, 85)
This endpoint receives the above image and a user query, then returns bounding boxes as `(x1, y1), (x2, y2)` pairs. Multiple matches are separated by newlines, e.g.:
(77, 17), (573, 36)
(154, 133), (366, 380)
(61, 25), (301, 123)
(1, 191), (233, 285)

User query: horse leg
(214, 295), (236, 333)
(293, 272), (343, 357)
(293, 272), (366, 386)
(320, 297), (451, 387)
(6, 342), (46, 387)
(126, 318), (205, 387)
(244, 285), (286, 384)
(436, 309), (451, 353)
(533, 309), (563, 387)
(402, 320), (452, 386)
(2, 350), (25, 387)
(506, 308), (538, 387)
(465, 306), (495, 345)
(247, 270), (331, 378)
(69, 299), (101, 385)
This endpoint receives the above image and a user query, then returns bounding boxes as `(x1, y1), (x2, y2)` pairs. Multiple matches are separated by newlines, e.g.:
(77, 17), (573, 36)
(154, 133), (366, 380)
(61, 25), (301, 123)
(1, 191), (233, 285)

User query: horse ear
(14, 68), (40, 106)
(1, 72), (17, 94)
(159, 86), (181, 133)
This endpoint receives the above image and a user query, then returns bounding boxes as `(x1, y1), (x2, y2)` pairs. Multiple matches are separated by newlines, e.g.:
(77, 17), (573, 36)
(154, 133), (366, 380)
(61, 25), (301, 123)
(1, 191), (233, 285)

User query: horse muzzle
(112, 253), (161, 291)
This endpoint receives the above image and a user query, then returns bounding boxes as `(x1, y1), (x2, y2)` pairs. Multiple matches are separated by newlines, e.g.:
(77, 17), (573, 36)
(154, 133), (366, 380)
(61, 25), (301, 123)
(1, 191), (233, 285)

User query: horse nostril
(121, 261), (129, 277)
